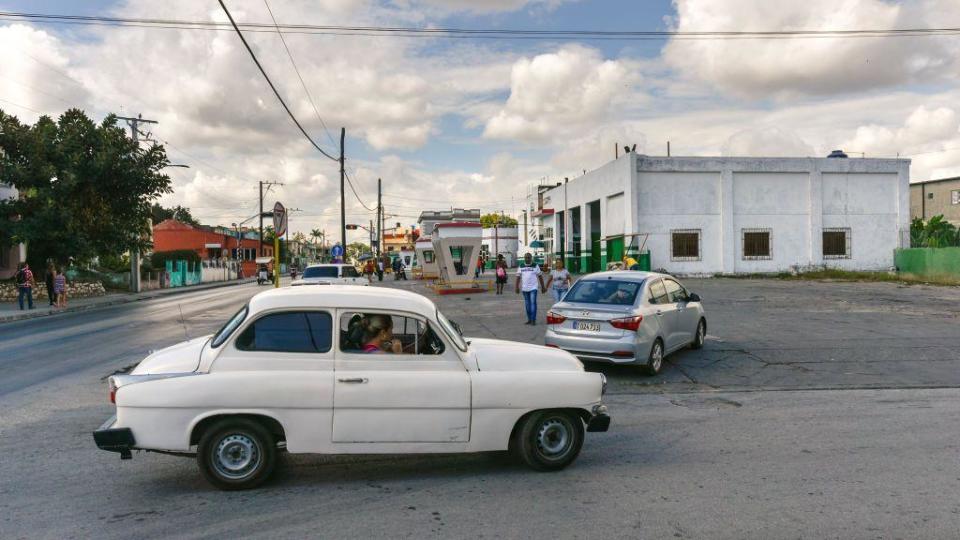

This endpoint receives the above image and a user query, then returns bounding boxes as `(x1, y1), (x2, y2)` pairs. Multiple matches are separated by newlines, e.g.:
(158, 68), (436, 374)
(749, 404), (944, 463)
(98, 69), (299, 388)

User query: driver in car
(353, 314), (404, 354)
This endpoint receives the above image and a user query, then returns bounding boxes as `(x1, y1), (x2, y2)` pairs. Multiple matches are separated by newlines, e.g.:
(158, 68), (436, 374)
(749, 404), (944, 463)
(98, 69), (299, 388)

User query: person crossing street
(515, 253), (545, 325)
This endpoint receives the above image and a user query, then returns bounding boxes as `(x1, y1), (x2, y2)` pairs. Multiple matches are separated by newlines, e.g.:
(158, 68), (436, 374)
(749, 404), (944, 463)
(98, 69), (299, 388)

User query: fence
(894, 247), (960, 280)
(163, 260), (202, 288)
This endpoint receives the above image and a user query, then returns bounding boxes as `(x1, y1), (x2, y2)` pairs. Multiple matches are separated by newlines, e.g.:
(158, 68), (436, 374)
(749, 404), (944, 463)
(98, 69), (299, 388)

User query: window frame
(741, 228), (773, 260)
(337, 310), (452, 358)
(670, 229), (702, 262)
(231, 309), (334, 354)
(662, 278), (689, 303)
(822, 227), (852, 259)
(952, 189), (960, 205)
(647, 279), (670, 305)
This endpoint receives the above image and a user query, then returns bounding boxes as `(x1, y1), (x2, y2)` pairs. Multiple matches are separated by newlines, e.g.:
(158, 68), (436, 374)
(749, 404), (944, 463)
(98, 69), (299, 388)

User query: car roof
(305, 263), (351, 268)
(248, 285), (437, 316)
(576, 270), (669, 283)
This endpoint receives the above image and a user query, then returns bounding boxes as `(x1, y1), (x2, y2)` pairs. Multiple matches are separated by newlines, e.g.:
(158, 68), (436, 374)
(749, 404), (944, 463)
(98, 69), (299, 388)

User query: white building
(530, 153), (910, 275)
(482, 225), (519, 267)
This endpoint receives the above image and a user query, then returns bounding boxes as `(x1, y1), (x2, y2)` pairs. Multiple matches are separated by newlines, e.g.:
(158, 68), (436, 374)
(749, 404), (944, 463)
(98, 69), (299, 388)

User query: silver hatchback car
(544, 271), (706, 374)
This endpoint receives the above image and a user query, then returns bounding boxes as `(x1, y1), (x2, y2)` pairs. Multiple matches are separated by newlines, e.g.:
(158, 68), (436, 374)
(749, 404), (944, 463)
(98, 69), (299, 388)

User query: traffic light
(345, 224), (358, 230)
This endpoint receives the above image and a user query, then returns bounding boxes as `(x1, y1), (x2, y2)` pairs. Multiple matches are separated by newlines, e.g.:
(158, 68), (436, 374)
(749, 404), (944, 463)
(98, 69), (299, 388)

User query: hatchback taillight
(610, 315), (643, 331)
(546, 311), (567, 325)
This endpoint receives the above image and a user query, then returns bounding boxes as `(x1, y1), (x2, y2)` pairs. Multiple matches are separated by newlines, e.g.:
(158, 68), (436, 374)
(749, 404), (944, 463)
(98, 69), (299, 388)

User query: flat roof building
(909, 176), (960, 225)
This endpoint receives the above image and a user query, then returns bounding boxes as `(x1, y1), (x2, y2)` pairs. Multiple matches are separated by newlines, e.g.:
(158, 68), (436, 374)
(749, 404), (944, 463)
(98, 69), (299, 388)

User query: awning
(255, 257), (273, 264)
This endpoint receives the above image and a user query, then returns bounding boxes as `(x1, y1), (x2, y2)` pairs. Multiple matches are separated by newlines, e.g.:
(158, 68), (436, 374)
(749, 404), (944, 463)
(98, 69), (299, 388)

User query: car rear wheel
(512, 410), (584, 471)
(691, 319), (706, 349)
(644, 338), (665, 375)
(198, 418), (276, 491)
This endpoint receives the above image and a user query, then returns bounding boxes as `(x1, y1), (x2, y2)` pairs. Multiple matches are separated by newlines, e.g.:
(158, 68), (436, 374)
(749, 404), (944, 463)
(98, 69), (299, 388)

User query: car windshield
(436, 309), (468, 351)
(302, 266), (338, 278)
(563, 280), (643, 306)
(211, 305), (248, 348)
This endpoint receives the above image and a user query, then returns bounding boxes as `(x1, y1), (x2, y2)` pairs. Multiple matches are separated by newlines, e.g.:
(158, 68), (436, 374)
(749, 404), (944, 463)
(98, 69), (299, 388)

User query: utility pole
(117, 114), (158, 293)
(339, 127), (346, 250)
(258, 180), (283, 257)
(376, 178), (382, 259)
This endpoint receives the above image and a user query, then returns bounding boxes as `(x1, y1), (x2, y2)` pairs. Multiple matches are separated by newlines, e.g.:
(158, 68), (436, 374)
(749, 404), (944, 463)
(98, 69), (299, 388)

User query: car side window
(235, 311), (332, 353)
(342, 266), (359, 278)
(648, 279), (669, 305)
(340, 312), (445, 355)
(663, 279), (687, 303)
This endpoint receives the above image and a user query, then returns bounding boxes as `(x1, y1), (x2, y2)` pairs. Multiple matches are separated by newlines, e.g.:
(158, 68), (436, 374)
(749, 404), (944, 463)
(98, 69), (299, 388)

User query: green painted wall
(895, 247), (960, 278)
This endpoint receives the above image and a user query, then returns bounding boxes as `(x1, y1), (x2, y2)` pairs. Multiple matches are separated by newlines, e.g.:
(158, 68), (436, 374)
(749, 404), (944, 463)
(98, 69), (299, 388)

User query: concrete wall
(910, 178), (960, 224)
(482, 226), (518, 265)
(540, 155), (910, 275)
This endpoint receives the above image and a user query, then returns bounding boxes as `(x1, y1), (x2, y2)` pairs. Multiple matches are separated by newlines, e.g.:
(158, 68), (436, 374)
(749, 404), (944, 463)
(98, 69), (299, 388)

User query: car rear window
(303, 266), (338, 278)
(563, 280), (642, 306)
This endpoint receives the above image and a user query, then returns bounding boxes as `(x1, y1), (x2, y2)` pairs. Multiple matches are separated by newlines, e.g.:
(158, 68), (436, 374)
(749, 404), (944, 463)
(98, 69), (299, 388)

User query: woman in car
(353, 314), (404, 354)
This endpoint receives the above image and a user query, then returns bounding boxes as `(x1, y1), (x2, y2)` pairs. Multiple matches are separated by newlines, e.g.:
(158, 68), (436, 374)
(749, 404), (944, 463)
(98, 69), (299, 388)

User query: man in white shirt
(515, 253), (546, 325)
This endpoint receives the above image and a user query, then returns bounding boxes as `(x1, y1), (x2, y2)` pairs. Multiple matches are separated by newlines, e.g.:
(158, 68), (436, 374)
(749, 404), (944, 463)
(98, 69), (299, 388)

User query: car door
(332, 310), (471, 443)
(210, 309), (335, 452)
(663, 278), (697, 348)
(340, 265), (362, 285)
(647, 279), (679, 349)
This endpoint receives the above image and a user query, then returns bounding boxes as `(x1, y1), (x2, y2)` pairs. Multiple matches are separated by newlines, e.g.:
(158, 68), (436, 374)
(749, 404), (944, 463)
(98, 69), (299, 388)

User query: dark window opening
(743, 230), (771, 259)
(236, 311), (332, 353)
(671, 230), (700, 260)
(823, 229), (850, 258)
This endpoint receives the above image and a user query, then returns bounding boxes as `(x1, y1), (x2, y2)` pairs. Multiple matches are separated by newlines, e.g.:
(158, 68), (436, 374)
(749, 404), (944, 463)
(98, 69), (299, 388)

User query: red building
(152, 219), (271, 277)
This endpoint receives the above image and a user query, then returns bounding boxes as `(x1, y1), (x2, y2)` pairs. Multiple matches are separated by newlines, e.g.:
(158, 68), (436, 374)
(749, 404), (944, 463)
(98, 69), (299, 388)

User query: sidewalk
(0, 278), (258, 324)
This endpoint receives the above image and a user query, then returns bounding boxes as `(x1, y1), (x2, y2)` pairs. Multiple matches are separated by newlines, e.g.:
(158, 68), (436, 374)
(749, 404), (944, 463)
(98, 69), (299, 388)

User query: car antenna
(178, 304), (192, 341)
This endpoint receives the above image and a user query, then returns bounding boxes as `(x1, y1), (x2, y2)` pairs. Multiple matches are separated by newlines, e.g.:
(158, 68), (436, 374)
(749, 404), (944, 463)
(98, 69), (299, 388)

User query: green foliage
(151, 203), (199, 227)
(910, 215), (960, 248)
(346, 241), (370, 262)
(97, 252), (130, 273)
(0, 109), (172, 269)
(480, 213), (518, 228)
(150, 249), (200, 269)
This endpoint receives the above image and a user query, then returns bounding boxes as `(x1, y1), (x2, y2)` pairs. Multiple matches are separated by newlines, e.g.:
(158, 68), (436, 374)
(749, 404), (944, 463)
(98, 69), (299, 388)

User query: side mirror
(688, 293), (701, 303)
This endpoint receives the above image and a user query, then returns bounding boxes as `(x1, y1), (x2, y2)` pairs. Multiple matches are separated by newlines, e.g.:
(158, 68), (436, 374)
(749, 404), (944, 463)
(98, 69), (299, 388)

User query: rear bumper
(93, 415), (136, 459)
(587, 404), (611, 432)
(545, 329), (650, 364)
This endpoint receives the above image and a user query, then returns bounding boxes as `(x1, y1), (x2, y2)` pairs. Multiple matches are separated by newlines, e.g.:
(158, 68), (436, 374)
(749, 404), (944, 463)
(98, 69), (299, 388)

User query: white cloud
(483, 45), (635, 142)
(722, 127), (815, 157)
(663, 0), (960, 97)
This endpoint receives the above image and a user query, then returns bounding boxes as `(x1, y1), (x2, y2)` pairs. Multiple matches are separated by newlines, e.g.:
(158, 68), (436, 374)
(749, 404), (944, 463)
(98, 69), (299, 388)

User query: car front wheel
(512, 410), (584, 471)
(198, 418), (276, 490)
(691, 319), (706, 349)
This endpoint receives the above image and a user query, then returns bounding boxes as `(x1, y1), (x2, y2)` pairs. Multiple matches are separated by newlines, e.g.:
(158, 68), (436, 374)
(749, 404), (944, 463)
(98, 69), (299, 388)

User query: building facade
(383, 223), (420, 254)
(482, 225), (519, 266)
(910, 176), (960, 224)
(531, 153), (910, 275)
(152, 219), (271, 277)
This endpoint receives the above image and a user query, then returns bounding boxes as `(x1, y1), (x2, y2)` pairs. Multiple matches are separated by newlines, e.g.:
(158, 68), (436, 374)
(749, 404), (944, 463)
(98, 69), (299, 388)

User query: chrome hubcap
(213, 434), (260, 479)
(652, 343), (663, 370)
(537, 418), (571, 457)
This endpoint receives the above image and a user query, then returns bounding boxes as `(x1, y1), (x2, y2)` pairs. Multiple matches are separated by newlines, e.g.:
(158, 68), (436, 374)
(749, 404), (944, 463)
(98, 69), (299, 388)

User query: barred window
(823, 228), (851, 259)
(671, 229), (701, 261)
(742, 229), (772, 260)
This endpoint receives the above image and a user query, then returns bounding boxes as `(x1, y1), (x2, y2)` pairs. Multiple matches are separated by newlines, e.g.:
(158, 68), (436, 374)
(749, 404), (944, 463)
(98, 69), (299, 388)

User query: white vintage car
(94, 286), (610, 490)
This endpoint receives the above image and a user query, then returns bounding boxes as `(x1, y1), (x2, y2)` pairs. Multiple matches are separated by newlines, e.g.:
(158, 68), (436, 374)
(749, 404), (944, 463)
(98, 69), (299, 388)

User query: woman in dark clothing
(45, 263), (56, 307)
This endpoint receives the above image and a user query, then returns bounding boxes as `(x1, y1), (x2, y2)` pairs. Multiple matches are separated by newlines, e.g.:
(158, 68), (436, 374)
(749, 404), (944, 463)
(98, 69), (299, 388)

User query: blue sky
(2, 0), (960, 237)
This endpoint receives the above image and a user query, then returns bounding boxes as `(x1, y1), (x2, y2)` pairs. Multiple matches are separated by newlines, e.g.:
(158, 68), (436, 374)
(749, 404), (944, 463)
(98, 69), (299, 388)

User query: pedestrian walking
(545, 260), (572, 302)
(515, 253), (545, 325)
(364, 259), (375, 282)
(15, 262), (35, 310)
(494, 254), (508, 295)
(376, 258), (384, 282)
(45, 262), (56, 306)
(54, 266), (68, 308)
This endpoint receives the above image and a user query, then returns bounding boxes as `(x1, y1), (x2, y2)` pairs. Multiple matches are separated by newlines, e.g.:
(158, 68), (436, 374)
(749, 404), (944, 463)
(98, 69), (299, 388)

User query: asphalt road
(2, 277), (960, 539)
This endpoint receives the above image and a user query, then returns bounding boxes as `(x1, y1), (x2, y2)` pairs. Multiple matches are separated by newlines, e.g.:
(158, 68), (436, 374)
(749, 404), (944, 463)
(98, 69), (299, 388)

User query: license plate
(575, 321), (601, 332)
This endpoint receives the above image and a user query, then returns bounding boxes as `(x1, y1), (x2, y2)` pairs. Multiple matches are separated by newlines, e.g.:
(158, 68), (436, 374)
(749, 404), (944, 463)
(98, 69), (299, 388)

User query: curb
(0, 278), (258, 324)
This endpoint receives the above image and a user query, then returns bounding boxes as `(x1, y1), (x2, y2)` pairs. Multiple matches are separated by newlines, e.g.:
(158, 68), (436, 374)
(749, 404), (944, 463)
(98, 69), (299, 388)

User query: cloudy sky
(2, 0), (960, 241)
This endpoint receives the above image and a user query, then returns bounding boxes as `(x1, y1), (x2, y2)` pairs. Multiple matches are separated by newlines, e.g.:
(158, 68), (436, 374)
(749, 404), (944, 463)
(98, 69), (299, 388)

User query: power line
(217, 1), (338, 162)
(344, 169), (376, 211)
(0, 97), (45, 114)
(3, 11), (960, 41)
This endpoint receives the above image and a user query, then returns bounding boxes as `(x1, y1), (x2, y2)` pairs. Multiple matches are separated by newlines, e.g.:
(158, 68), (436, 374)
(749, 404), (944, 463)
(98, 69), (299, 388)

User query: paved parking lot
(385, 276), (960, 393)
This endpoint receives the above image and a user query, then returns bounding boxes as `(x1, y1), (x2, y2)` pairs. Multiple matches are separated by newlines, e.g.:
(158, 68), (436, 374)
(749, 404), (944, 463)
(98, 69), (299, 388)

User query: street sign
(273, 202), (287, 236)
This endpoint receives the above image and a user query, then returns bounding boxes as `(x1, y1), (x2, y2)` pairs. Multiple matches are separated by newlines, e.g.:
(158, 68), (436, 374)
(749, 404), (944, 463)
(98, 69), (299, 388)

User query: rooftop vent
(827, 150), (848, 158)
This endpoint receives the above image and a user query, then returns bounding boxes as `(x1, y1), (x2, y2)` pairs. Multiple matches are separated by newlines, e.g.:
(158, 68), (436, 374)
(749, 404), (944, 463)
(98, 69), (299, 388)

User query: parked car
(290, 263), (367, 286)
(544, 271), (706, 375)
(94, 286), (610, 490)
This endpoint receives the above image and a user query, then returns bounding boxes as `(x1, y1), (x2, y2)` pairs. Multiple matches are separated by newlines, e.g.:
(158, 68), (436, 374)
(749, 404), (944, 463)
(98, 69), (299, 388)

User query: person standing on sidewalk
(45, 263), (56, 307)
(376, 258), (384, 282)
(15, 263), (35, 310)
(54, 267), (68, 308)
(515, 253), (545, 325)
(545, 260), (572, 302)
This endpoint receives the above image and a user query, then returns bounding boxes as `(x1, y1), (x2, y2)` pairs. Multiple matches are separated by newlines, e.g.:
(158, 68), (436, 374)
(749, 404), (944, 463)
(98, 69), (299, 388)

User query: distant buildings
(529, 153), (910, 274)
(152, 219), (272, 277)
(382, 222), (419, 254)
(910, 176), (960, 225)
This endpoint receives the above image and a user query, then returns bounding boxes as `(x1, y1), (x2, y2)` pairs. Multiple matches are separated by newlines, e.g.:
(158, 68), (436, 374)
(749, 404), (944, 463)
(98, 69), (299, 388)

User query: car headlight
(600, 373), (607, 396)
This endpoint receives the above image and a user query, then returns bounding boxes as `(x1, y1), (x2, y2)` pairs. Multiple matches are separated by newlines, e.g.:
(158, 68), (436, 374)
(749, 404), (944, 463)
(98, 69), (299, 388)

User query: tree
(151, 203), (199, 227)
(346, 241), (370, 262)
(310, 228), (323, 244)
(0, 109), (171, 268)
(911, 215), (959, 248)
(480, 213), (518, 228)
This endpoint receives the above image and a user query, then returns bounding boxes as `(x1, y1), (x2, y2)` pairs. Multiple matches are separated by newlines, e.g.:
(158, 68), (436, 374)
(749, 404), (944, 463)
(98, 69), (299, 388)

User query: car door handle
(655, 310), (663, 316)
(337, 377), (368, 384)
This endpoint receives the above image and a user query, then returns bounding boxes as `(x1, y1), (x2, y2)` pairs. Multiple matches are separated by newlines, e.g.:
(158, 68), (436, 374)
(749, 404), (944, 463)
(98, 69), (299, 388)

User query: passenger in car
(352, 314), (404, 354)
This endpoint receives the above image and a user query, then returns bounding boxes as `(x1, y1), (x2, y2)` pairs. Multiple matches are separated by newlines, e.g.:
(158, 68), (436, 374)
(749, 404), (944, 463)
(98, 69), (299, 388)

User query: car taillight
(546, 311), (567, 325)
(108, 377), (117, 404)
(610, 315), (643, 331)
